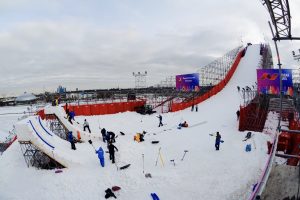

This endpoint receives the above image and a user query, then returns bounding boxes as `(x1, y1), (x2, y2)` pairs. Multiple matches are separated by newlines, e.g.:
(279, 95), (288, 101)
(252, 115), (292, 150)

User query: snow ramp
(44, 105), (101, 141)
(15, 116), (91, 168)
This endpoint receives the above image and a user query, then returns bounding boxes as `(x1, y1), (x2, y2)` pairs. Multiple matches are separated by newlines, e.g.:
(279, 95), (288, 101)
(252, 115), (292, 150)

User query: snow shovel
(181, 150), (188, 161)
(88, 139), (96, 151)
(170, 159), (175, 166)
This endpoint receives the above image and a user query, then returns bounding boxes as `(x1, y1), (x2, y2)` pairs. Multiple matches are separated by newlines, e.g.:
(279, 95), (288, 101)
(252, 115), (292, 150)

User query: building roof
(16, 92), (37, 102)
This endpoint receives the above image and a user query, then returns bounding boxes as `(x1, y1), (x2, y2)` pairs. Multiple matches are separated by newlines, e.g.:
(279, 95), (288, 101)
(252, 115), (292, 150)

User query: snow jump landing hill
(15, 116), (95, 168)
(0, 44), (273, 200)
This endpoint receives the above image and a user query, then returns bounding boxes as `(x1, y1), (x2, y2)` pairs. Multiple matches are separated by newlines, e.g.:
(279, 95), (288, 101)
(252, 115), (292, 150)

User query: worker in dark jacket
(101, 128), (107, 143)
(107, 131), (116, 143)
(236, 110), (240, 121)
(108, 142), (118, 164)
(157, 115), (163, 127)
(215, 132), (221, 151)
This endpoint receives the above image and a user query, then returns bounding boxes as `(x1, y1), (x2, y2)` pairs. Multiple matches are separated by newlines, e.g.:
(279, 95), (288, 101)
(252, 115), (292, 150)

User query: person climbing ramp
(157, 114), (163, 127)
(83, 119), (91, 133)
(215, 132), (221, 151)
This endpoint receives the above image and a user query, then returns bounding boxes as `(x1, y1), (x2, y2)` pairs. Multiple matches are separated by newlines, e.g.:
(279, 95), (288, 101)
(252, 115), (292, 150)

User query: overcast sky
(1, 0), (300, 97)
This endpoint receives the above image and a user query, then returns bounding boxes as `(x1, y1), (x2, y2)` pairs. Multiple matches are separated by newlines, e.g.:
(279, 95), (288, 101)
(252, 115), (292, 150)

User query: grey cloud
(0, 1), (300, 97)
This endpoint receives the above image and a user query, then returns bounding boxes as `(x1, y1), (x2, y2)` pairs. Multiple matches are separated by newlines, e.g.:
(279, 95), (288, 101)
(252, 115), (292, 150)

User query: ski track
(0, 45), (275, 200)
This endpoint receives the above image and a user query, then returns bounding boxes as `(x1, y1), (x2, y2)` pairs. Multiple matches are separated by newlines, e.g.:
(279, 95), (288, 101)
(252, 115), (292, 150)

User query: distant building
(15, 92), (37, 104)
(57, 85), (66, 94)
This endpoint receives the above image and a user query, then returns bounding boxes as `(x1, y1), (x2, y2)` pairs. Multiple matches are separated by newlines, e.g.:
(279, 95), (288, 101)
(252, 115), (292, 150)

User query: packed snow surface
(0, 45), (274, 200)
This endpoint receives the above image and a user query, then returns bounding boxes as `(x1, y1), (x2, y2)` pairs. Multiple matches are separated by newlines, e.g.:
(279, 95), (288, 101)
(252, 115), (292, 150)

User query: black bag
(105, 188), (116, 199)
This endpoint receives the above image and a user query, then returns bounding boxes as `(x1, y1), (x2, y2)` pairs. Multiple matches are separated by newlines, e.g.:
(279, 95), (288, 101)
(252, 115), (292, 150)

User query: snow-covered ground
(0, 105), (31, 141)
(0, 44), (275, 200)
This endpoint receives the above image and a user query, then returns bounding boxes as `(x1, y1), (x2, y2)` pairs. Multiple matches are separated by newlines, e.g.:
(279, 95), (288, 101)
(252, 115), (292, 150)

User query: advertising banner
(176, 73), (200, 92)
(257, 69), (293, 96)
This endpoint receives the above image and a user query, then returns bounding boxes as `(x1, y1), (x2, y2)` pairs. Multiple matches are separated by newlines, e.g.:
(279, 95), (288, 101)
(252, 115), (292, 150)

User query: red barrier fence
(170, 49), (243, 112)
(238, 103), (268, 132)
(38, 100), (146, 119)
(284, 119), (300, 166)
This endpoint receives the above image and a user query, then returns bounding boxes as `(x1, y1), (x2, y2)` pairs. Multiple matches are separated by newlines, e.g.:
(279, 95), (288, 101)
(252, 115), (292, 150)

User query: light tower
(132, 71), (147, 89)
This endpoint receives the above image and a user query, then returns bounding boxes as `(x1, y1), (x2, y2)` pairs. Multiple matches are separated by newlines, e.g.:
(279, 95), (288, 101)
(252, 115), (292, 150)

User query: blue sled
(151, 193), (160, 200)
(96, 147), (105, 167)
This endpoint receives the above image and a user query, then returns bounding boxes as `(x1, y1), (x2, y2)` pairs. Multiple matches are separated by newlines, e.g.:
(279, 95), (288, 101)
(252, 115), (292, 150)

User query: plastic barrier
(37, 109), (45, 120)
(38, 100), (146, 117)
(238, 104), (268, 132)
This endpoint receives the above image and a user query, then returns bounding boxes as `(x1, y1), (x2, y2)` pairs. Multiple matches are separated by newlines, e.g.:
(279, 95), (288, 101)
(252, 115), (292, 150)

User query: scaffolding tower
(19, 141), (63, 169)
(133, 71), (148, 89)
(47, 114), (68, 140)
(198, 46), (243, 86)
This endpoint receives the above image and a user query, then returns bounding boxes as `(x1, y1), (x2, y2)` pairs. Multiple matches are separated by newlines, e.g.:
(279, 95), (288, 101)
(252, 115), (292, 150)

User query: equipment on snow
(105, 188), (117, 199)
(170, 159), (175, 166)
(120, 131), (125, 136)
(245, 144), (252, 152)
(119, 164), (131, 170)
(112, 186), (121, 192)
(145, 173), (152, 178)
(88, 139), (96, 151)
(155, 147), (164, 167)
(151, 141), (159, 144)
(96, 147), (105, 167)
(151, 193), (160, 200)
(181, 150), (188, 161)
(243, 132), (252, 141)
(142, 154), (145, 174)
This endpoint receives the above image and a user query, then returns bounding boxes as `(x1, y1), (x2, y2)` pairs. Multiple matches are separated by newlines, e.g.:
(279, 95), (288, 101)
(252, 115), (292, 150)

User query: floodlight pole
(268, 21), (283, 130)
(132, 71), (148, 89)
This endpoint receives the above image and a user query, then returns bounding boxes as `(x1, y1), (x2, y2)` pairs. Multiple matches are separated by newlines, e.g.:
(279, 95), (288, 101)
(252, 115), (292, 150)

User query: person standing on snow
(215, 132), (221, 151)
(108, 131), (116, 143)
(101, 128), (107, 143)
(68, 131), (76, 150)
(236, 110), (240, 121)
(157, 115), (163, 127)
(108, 142), (118, 164)
(83, 119), (91, 133)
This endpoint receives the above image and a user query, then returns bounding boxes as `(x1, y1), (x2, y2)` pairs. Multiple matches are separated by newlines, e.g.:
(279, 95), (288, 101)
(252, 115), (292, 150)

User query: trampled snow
(0, 44), (275, 200)
(0, 105), (31, 141)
